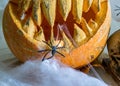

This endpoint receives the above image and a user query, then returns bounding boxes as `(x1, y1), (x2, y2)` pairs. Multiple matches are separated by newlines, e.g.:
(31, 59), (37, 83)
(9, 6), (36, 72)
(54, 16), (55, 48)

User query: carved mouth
(9, 0), (107, 50)
(3, 0), (110, 67)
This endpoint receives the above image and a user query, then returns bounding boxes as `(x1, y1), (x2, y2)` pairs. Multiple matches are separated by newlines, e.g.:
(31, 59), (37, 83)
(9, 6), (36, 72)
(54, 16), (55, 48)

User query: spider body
(51, 46), (57, 55)
(38, 40), (65, 61)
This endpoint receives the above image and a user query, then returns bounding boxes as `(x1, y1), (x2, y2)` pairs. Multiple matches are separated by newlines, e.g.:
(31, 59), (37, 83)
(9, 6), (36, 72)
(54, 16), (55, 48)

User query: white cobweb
(0, 59), (107, 86)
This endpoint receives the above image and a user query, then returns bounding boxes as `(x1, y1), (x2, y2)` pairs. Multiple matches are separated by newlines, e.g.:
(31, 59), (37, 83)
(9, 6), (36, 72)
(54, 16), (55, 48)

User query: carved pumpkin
(3, 0), (111, 68)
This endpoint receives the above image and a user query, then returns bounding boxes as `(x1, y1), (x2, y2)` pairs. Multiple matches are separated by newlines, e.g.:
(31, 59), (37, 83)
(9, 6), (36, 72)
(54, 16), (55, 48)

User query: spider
(38, 40), (65, 61)
(114, 5), (120, 16)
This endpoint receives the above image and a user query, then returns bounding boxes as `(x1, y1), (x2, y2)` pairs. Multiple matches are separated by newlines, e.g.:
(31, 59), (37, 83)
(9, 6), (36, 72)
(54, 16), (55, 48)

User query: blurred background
(0, 0), (120, 53)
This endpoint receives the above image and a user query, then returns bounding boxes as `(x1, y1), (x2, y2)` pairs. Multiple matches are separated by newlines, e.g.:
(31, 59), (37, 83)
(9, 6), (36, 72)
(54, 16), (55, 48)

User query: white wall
(110, 0), (120, 34)
(0, 0), (8, 49)
(103, 0), (120, 53)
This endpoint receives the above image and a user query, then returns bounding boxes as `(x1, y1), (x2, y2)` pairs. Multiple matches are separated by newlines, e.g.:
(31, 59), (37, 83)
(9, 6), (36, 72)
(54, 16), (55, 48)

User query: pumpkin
(3, 0), (111, 68)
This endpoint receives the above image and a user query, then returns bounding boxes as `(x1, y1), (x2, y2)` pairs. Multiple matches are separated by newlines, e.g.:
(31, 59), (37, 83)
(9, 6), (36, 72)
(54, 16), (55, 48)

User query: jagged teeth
(73, 24), (86, 45)
(91, 0), (100, 14)
(88, 19), (98, 32)
(58, 0), (71, 21)
(34, 27), (45, 42)
(32, 0), (42, 26)
(60, 29), (74, 52)
(95, 0), (107, 25)
(81, 18), (93, 36)
(23, 17), (37, 38)
(18, 0), (32, 13)
(16, 0), (103, 46)
(83, 0), (93, 12)
(50, 28), (55, 43)
(72, 0), (83, 24)
(41, 0), (56, 27)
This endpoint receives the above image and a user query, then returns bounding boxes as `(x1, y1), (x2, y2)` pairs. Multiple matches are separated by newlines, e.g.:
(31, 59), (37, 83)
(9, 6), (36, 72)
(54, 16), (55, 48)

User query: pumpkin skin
(3, 0), (111, 68)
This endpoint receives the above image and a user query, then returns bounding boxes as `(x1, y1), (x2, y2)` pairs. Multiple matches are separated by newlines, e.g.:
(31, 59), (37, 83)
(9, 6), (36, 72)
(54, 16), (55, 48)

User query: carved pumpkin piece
(3, 0), (111, 68)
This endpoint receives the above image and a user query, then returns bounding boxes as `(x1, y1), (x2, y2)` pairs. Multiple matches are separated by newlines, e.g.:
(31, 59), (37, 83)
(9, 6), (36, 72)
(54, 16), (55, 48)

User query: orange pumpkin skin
(3, 0), (111, 68)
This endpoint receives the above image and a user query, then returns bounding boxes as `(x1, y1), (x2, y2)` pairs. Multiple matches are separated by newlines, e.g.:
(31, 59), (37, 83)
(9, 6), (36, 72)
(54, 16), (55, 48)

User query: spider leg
(114, 9), (120, 11)
(56, 46), (65, 49)
(42, 51), (50, 61)
(115, 5), (120, 9)
(44, 50), (55, 60)
(42, 40), (52, 47)
(116, 12), (120, 16)
(38, 49), (50, 53)
(50, 40), (53, 46)
(46, 55), (54, 60)
(56, 51), (65, 57)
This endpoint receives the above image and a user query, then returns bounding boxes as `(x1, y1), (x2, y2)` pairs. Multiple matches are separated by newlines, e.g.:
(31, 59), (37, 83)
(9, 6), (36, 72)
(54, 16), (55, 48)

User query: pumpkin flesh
(3, 0), (111, 68)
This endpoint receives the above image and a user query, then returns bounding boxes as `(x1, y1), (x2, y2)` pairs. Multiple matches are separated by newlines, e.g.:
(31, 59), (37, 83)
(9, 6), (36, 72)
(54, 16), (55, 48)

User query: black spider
(114, 5), (120, 16)
(38, 40), (65, 61)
